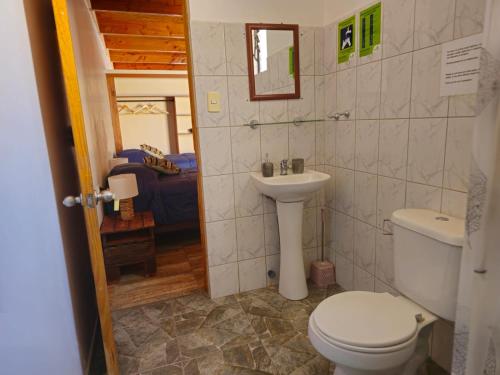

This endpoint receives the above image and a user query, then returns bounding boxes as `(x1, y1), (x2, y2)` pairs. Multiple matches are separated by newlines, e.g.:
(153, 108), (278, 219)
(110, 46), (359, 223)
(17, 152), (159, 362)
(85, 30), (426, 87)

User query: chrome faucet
(280, 159), (289, 175)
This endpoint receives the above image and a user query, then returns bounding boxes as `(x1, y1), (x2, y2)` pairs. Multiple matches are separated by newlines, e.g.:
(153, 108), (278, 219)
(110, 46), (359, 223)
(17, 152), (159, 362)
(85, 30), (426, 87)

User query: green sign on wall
(338, 15), (355, 64)
(359, 2), (381, 57)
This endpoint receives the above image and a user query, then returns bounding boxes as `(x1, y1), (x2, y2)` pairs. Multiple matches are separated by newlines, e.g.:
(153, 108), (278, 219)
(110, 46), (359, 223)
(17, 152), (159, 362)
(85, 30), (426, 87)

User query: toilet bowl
(308, 209), (465, 374)
(308, 291), (437, 375)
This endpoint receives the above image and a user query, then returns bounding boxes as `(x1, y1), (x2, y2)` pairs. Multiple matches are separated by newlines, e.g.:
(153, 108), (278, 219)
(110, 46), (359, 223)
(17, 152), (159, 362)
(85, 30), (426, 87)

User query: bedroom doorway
(105, 73), (205, 310)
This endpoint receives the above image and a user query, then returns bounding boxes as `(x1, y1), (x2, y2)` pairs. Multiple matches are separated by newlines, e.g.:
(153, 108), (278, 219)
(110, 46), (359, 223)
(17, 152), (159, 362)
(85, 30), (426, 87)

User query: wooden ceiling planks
(103, 35), (186, 53)
(109, 50), (187, 64)
(91, 0), (188, 71)
(113, 63), (187, 71)
(95, 11), (184, 37)
(90, 0), (183, 15)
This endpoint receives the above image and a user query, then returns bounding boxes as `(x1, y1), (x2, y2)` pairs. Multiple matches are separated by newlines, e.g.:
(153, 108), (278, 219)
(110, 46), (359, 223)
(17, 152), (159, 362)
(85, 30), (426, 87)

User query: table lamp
(108, 173), (139, 221)
(109, 157), (128, 171)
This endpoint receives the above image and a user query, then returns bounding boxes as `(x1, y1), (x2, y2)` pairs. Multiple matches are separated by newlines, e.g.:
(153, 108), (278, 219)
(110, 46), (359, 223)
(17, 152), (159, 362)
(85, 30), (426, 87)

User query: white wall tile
(195, 76), (230, 127)
(266, 254), (280, 286)
(209, 262), (239, 298)
(289, 122), (316, 166)
(354, 172), (378, 226)
(441, 189), (468, 219)
(337, 68), (357, 119)
(355, 120), (379, 174)
(324, 165), (336, 208)
(449, 94), (477, 117)
(375, 278), (400, 296)
(238, 257), (267, 292)
(377, 176), (406, 229)
(304, 247), (319, 278)
(444, 117), (473, 192)
(354, 266), (375, 292)
(335, 121), (355, 169)
(261, 124), (288, 168)
(224, 23), (248, 75)
(203, 175), (235, 222)
(324, 22), (337, 74)
(231, 126), (261, 173)
(234, 173), (263, 217)
(206, 220), (237, 266)
(335, 167), (354, 216)
(414, 0), (455, 49)
(380, 53), (412, 119)
(335, 211), (354, 261)
(335, 254), (354, 291)
(406, 182), (442, 211)
(263, 196), (277, 214)
(454, 0), (486, 38)
(227, 76), (259, 126)
(288, 76), (316, 121)
(300, 27), (315, 76)
(407, 118), (447, 186)
(378, 119), (409, 179)
(303, 207), (317, 249)
(260, 100), (288, 124)
(324, 121), (336, 165)
(199, 127), (232, 176)
(382, 0), (416, 58)
(314, 27), (325, 75)
(375, 230), (395, 286)
(315, 121), (325, 164)
(191, 22), (227, 75)
(356, 61), (381, 120)
(324, 73), (337, 119)
(354, 220), (376, 274)
(264, 213), (280, 255)
(410, 45), (449, 118)
(315, 76), (325, 119)
(236, 215), (265, 261)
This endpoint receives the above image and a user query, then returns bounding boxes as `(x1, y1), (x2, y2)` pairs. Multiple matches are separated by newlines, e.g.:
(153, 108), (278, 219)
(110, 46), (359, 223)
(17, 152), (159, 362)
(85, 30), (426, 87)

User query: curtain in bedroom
(452, 0), (500, 374)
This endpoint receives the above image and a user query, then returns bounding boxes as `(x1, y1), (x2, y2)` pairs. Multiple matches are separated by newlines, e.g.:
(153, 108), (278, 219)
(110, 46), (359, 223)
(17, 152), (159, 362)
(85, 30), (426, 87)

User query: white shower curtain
(452, 1), (500, 374)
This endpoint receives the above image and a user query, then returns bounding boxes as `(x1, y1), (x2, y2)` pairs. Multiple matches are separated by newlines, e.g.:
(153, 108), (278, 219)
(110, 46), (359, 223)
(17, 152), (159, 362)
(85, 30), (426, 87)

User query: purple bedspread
(117, 149), (197, 171)
(106, 163), (199, 226)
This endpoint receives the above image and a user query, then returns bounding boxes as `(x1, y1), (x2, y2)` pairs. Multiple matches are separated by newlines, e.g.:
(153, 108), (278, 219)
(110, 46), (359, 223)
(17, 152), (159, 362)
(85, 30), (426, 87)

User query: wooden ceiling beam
(91, 0), (183, 15)
(103, 35), (186, 53)
(95, 11), (184, 37)
(113, 63), (188, 71)
(109, 50), (187, 64)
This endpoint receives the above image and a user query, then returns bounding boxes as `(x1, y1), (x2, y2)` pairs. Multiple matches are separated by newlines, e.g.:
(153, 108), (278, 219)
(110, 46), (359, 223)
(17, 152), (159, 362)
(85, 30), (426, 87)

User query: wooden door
(52, 0), (119, 374)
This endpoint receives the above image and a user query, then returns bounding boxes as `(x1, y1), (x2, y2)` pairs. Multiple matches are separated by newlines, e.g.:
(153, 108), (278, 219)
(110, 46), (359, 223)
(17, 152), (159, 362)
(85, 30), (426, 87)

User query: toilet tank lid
(391, 209), (464, 246)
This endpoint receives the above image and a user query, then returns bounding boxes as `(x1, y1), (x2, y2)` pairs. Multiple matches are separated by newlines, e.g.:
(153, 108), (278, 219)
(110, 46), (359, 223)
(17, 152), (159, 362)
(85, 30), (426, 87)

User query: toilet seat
(312, 292), (420, 350)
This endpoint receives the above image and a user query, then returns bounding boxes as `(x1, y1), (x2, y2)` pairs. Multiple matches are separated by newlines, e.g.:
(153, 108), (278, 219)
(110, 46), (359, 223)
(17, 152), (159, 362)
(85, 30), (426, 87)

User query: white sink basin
(250, 169), (331, 202)
(251, 169), (331, 300)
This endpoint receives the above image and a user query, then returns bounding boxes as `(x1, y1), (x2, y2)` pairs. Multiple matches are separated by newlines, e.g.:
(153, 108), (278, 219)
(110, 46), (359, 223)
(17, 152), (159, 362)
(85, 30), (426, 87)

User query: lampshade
(109, 157), (128, 170)
(108, 174), (138, 200)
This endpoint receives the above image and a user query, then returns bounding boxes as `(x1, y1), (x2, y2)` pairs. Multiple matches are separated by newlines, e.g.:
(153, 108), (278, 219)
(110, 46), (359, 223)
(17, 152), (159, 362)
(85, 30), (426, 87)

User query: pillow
(140, 144), (164, 158)
(143, 155), (181, 175)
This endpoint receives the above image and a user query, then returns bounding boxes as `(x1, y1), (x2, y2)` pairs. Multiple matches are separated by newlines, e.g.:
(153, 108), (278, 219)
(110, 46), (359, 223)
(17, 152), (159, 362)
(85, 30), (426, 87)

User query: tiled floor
(110, 284), (449, 375)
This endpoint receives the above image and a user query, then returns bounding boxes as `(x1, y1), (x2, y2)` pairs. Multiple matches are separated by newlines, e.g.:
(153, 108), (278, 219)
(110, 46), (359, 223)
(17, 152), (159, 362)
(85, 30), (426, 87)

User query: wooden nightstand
(100, 211), (156, 282)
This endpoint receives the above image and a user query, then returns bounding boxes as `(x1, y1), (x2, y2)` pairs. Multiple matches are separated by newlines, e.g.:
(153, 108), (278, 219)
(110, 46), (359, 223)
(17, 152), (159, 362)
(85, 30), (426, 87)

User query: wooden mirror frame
(245, 23), (300, 101)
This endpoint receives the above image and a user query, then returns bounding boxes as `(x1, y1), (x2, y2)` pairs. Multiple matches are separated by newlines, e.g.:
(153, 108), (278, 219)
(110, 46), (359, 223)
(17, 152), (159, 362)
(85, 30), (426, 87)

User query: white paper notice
(440, 34), (482, 97)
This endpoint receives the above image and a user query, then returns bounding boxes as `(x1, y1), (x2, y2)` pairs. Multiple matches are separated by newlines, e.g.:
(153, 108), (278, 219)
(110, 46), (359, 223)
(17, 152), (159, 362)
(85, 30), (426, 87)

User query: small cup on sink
(292, 158), (304, 174)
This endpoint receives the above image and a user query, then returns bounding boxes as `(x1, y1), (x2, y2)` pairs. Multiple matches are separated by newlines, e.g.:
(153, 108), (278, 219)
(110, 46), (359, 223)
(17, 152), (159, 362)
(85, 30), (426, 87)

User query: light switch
(207, 91), (221, 113)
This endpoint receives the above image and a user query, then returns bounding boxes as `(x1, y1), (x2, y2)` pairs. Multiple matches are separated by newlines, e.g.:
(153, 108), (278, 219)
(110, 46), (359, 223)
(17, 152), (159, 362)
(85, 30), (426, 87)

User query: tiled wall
(319, 0), (485, 370)
(190, 21), (326, 299)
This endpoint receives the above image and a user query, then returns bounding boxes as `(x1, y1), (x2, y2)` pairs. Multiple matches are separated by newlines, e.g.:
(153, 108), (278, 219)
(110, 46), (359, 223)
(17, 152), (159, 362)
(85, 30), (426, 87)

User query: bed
(105, 149), (199, 231)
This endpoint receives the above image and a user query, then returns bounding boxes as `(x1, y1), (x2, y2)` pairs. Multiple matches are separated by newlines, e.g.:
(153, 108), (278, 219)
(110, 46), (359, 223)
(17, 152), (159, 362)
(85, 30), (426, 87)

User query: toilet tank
(391, 209), (464, 321)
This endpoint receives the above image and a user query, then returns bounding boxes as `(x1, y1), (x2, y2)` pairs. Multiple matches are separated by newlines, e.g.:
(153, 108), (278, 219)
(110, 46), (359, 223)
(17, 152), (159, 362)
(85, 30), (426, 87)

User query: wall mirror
(245, 23), (300, 101)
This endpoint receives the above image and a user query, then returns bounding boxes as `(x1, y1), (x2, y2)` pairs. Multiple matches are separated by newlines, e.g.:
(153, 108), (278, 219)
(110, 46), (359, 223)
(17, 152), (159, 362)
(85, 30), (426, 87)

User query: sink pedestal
(277, 200), (308, 300)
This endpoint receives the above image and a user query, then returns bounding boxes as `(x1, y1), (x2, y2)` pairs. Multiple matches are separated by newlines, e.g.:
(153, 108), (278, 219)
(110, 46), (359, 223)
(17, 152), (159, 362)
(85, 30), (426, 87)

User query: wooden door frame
(53, 1), (207, 374)
(52, 0), (119, 373)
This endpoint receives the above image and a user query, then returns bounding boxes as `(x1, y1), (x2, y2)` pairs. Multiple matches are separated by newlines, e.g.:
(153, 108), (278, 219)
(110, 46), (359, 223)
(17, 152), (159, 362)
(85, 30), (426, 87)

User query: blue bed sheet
(106, 163), (199, 226)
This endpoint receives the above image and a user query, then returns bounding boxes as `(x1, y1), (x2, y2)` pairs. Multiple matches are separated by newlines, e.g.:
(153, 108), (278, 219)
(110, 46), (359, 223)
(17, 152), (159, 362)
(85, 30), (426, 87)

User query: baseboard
(84, 318), (99, 375)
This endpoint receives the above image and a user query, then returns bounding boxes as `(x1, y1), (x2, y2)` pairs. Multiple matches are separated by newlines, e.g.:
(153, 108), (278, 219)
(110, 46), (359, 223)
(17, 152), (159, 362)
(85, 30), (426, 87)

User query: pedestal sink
(251, 170), (331, 300)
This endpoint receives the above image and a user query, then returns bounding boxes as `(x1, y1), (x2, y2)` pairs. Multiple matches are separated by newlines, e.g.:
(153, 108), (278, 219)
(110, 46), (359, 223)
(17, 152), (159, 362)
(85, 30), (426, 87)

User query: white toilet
(308, 209), (464, 375)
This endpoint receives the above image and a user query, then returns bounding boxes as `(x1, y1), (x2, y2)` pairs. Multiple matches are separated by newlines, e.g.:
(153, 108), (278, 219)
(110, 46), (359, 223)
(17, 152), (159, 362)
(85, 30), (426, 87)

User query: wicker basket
(119, 198), (135, 221)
